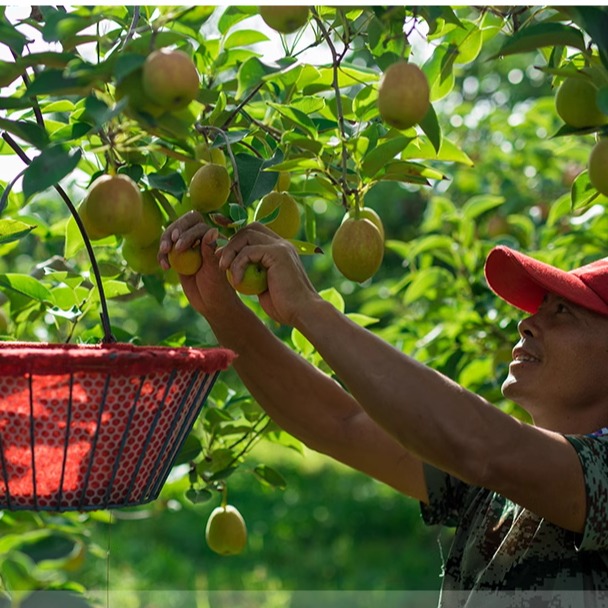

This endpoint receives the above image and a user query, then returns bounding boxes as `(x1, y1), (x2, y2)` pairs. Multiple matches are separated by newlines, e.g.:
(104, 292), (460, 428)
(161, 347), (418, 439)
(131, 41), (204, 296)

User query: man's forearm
(205, 304), (427, 499)
(294, 298), (516, 486)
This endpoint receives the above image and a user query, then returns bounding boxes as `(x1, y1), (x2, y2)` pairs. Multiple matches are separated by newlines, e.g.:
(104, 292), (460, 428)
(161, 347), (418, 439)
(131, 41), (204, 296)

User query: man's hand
(158, 213), (321, 327)
(214, 222), (320, 327)
(158, 210), (241, 318)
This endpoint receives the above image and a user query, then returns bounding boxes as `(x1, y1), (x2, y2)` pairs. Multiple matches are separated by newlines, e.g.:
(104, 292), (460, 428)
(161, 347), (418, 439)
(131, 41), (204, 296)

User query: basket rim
(0, 341), (236, 375)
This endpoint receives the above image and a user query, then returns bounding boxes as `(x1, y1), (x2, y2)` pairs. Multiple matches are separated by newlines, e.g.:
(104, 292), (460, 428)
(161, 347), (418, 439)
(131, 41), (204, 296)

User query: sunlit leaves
(237, 57), (281, 98)
(0, 274), (53, 302)
(496, 22), (587, 60)
(361, 136), (412, 178)
(423, 44), (457, 102)
(571, 170), (599, 210)
(0, 219), (36, 244)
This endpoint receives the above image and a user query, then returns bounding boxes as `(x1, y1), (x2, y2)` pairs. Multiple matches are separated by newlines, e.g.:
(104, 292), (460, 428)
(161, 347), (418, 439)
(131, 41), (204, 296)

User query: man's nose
(517, 314), (538, 338)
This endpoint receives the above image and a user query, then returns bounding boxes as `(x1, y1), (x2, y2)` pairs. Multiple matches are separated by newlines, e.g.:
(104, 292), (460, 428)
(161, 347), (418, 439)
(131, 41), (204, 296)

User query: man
(158, 213), (608, 606)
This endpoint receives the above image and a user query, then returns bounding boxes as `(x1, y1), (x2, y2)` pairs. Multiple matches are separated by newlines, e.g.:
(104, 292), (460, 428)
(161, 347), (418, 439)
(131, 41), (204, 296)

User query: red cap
(484, 245), (608, 316)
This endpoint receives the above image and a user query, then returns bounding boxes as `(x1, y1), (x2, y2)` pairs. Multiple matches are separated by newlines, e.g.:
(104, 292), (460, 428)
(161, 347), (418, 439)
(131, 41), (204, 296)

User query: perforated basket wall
(0, 342), (235, 512)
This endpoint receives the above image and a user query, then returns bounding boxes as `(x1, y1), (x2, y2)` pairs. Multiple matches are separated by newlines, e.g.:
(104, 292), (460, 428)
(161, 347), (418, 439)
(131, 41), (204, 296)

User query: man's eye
(556, 302), (570, 313)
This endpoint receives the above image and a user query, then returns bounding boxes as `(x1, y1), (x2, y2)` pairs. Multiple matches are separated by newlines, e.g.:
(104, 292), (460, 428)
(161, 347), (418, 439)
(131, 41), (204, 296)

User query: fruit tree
(0, 4), (607, 598)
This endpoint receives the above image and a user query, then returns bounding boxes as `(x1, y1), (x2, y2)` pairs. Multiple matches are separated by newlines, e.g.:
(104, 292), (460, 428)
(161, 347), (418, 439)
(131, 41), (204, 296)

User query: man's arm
(160, 216), (586, 533)
(210, 302), (429, 502)
(158, 214), (428, 502)
(292, 298), (586, 533)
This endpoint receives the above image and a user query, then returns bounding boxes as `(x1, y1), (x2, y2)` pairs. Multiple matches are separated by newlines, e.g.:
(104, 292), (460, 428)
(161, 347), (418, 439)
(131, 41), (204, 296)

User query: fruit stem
(1, 132), (116, 343)
(220, 483), (228, 508)
(195, 124), (244, 208)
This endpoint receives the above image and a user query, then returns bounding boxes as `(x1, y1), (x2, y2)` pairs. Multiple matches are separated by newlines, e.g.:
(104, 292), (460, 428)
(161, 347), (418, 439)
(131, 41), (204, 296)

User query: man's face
(502, 293), (608, 427)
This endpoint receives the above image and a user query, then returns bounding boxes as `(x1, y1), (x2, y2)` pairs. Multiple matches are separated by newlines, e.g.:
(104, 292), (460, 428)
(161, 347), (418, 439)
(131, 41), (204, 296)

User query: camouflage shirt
(421, 431), (608, 607)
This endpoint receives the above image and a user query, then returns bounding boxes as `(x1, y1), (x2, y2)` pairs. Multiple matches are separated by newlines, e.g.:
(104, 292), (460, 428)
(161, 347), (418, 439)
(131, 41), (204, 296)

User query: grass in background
(77, 444), (448, 605)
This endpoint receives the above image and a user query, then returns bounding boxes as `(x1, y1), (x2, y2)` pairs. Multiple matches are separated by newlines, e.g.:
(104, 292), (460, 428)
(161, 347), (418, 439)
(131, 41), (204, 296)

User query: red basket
(0, 342), (235, 512)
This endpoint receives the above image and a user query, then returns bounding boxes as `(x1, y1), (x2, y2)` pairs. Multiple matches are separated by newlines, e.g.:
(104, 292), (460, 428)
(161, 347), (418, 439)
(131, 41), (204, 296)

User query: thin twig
(10, 49), (44, 128)
(119, 6), (141, 51)
(221, 81), (265, 130)
(310, 8), (353, 207)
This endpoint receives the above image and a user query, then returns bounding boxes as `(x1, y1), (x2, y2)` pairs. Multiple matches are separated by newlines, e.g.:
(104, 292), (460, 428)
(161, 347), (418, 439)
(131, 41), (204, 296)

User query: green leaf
(0, 96), (37, 110)
(0, 274), (53, 302)
(41, 10), (102, 42)
(379, 159), (444, 184)
(227, 204), (246, 224)
(64, 213), (115, 259)
(253, 464), (287, 489)
(459, 357), (493, 390)
(0, 554), (37, 592)
(0, 59), (23, 88)
(403, 267), (453, 305)
(302, 64), (379, 95)
(174, 434), (203, 466)
(26, 68), (98, 97)
(346, 312), (379, 328)
(217, 5), (257, 34)
(141, 274), (166, 304)
(22, 146), (82, 201)
(237, 57), (279, 98)
(422, 44), (456, 102)
(263, 157), (324, 173)
(234, 151), (285, 207)
(185, 488), (213, 504)
(361, 136), (412, 178)
(550, 123), (603, 138)
(571, 170), (599, 210)
(319, 287), (345, 313)
(570, 7), (608, 69)
(0, 117), (49, 149)
(264, 429), (305, 454)
(493, 23), (586, 59)
(546, 193), (571, 228)
(461, 195), (505, 220)
(447, 20), (483, 66)
(112, 52), (146, 81)
(99, 280), (132, 299)
(224, 29), (269, 49)
(401, 137), (474, 166)
(353, 85), (378, 122)
(20, 50), (77, 71)
(147, 171), (186, 199)
(418, 104), (441, 153)
(408, 235), (455, 259)
(81, 96), (123, 128)
(286, 239), (323, 256)
(291, 327), (314, 357)
(0, 219), (36, 244)
(0, 19), (27, 54)
(267, 102), (318, 138)
(597, 86), (608, 115)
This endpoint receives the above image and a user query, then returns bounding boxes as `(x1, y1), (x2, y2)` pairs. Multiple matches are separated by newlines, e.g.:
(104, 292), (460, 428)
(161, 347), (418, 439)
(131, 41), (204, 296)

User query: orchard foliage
(0, 4), (607, 598)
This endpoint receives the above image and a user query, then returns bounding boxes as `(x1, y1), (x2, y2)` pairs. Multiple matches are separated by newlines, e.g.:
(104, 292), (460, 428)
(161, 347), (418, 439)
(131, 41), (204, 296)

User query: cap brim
(484, 245), (600, 314)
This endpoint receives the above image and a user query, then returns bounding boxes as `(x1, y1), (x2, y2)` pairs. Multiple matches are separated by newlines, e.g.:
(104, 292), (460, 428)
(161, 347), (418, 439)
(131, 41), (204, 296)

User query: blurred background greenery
(81, 445), (446, 599)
